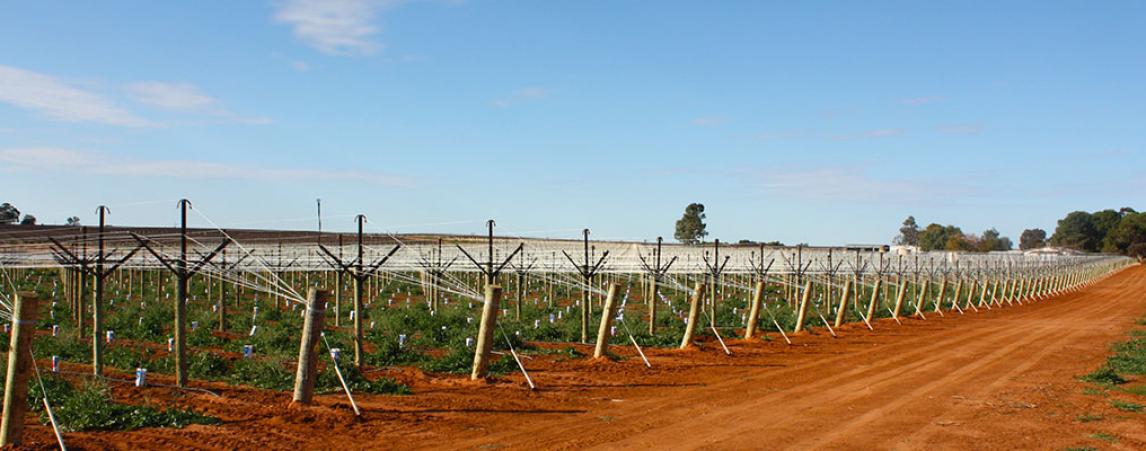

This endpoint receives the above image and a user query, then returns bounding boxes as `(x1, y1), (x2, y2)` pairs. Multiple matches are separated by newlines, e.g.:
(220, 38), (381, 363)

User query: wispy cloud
(754, 129), (816, 142)
(125, 82), (271, 124)
(0, 64), (153, 127)
(936, 123), (984, 135)
(831, 128), (905, 141)
(750, 165), (966, 204)
(899, 96), (942, 106)
(491, 86), (550, 108)
(690, 116), (725, 126)
(273, 0), (402, 56)
(0, 147), (408, 185)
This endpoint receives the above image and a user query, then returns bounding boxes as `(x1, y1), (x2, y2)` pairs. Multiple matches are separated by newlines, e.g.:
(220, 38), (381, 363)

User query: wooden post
(864, 278), (882, 322)
(913, 279), (931, 315)
(593, 283), (622, 359)
(891, 279), (909, 319)
(292, 288), (328, 405)
(471, 285), (503, 380)
(833, 279), (853, 328)
(1, 292), (40, 447)
(679, 282), (706, 349)
(647, 277), (658, 335)
(793, 280), (813, 333)
(744, 280), (766, 339)
(934, 279), (948, 312)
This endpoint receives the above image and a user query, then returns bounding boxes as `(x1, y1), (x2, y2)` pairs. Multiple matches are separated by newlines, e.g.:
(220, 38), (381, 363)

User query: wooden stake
(471, 285), (503, 380)
(1, 292), (40, 447)
(679, 282), (706, 349)
(292, 288), (328, 405)
(744, 280), (765, 339)
(593, 283), (622, 359)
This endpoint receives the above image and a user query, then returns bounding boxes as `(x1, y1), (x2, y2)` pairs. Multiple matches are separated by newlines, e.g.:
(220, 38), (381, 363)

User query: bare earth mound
(23, 266), (1146, 450)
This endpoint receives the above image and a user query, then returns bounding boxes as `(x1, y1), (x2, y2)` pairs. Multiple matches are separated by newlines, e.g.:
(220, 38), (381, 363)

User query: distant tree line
(894, 216), (1013, 252)
(894, 207), (1146, 259)
(0, 202), (80, 226)
(1046, 208), (1145, 257)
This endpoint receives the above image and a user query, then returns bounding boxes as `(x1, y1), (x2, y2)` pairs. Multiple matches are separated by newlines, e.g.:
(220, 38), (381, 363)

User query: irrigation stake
(710, 324), (731, 355)
(886, 308), (902, 325)
(818, 313), (837, 337)
(629, 335), (652, 368)
(321, 334), (360, 416)
(771, 319), (792, 345)
(1, 292), (39, 447)
(504, 341), (535, 390)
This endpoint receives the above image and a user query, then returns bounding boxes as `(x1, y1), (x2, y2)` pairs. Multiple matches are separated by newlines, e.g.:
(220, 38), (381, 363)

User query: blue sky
(1, 1), (1143, 244)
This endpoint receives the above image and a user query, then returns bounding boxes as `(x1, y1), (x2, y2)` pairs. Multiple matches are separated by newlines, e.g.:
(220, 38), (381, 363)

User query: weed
(1110, 400), (1143, 412)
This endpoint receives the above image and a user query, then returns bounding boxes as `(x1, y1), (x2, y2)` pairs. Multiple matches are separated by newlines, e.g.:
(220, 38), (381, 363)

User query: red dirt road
(24, 265), (1146, 450)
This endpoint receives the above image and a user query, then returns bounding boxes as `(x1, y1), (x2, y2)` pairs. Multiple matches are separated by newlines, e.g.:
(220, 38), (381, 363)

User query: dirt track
(26, 265), (1146, 450)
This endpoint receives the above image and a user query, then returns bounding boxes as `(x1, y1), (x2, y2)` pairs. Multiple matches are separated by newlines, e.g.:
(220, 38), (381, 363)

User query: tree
(65, 216), (81, 226)
(1129, 243), (1146, 261)
(1019, 228), (1047, 250)
(918, 223), (948, 251)
(1092, 209), (1123, 251)
(894, 216), (920, 246)
(1104, 212), (1146, 255)
(0, 203), (19, 225)
(674, 203), (708, 245)
(19, 214), (36, 225)
(977, 228), (1012, 252)
(1050, 211), (1100, 251)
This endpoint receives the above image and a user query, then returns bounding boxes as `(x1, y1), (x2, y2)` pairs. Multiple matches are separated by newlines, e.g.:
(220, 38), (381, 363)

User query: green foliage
(895, 216), (920, 246)
(1020, 228), (1047, 250)
(1108, 336), (1146, 375)
(1051, 211), (1101, 251)
(1104, 212), (1146, 254)
(1076, 413), (1103, 423)
(0, 202), (21, 225)
(977, 228), (1013, 252)
(1081, 365), (1127, 385)
(34, 379), (218, 432)
(225, 358), (294, 390)
(316, 360), (410, 395)
(188, 351), (230, 379)
(674, 203), (708, 245)
(1110, 400), (1143, 412)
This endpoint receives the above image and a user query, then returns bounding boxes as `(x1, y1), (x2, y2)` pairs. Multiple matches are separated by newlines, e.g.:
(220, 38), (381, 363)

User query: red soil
(16, 265), (1146, 450)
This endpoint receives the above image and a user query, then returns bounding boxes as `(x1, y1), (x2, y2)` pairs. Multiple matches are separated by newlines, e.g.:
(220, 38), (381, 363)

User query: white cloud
(0, 147), (408, 186)
(690, 117), (725, 126)
(491, 86), (551, 108)
(0, 65), (153, 127)
(125, 82), (271, 124)
(274, 0), (401, 56)
(831, 128), (905, 141)
(899, 96), (942, 106)
(751, 165), (960, 204)
(936, 123), (983, 135)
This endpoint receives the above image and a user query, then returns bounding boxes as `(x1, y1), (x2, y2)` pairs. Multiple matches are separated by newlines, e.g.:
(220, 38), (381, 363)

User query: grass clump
(1081, 365), (1127, 385)
(1110, 399), (1143, 412)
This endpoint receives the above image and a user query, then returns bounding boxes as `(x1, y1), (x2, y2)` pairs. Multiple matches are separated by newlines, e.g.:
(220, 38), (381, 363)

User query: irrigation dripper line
(29, 349), (66, 451)
(320, 332), (361, 416)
